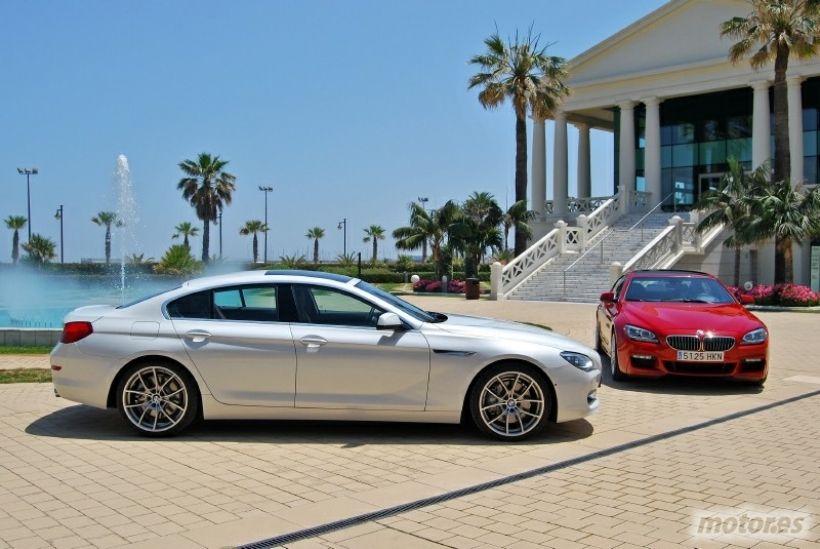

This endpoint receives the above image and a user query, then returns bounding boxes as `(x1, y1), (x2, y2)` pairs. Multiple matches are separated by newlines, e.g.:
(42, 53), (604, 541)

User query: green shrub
(154, 245), (202, 276)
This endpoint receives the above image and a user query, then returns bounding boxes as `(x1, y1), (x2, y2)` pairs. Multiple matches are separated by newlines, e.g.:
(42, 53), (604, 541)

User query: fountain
(114, 154), (138, 303)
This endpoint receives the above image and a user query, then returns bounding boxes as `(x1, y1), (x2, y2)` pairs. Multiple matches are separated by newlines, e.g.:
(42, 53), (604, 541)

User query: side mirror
(600, 292), (615, 303)
(377, 312), (404, 330)
(740, 294), (755, 305)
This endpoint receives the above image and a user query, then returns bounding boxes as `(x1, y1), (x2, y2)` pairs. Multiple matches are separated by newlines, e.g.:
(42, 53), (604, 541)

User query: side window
(167, 291), (213, 319)
(214, 285), (279, 322)
(292, 285), (383, 327)
(612, 276), (625, 299)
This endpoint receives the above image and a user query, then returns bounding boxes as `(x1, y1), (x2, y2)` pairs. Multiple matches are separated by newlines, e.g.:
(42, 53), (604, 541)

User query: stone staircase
(508, 212), (680, 302)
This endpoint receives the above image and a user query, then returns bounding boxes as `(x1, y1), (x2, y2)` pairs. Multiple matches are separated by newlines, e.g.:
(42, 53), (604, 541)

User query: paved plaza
(0, 298), (818, 548)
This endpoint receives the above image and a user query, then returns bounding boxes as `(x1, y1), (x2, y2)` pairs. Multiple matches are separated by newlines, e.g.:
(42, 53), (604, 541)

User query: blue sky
(0, 0), (666, 263)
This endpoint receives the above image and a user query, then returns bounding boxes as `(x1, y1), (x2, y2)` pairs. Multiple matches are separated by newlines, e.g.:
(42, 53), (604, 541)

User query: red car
(595, 270), (768, 384)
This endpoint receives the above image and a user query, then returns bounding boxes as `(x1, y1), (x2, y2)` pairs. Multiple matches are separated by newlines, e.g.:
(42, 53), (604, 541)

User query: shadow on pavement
(26, 404), (594, 446)
(600, 356), (765, 396)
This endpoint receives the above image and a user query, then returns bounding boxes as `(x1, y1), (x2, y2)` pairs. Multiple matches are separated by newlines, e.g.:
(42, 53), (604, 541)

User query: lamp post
(17, 167), (38, 241)
(218, 206), (223, 259)
(337, 218), (347, 257)
(54, 205), (64, 264)
(417, 197), (429, 261)
(258, 186), (273, 263)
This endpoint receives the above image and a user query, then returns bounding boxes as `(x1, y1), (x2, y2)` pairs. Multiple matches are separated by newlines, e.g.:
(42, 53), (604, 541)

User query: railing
(581, 195), (621, 239)
(622, 224), (680, 272)
(500, 228), (562, 292)
(544, 195), (615, 217)
(632, 191), (652, 210)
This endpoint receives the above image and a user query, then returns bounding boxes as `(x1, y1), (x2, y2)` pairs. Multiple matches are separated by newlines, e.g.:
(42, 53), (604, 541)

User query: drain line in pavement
(239, 388), (820, 549)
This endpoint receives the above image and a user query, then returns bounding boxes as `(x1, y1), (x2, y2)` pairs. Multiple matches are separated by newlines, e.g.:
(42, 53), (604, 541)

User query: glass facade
(614, 78), (820, 211)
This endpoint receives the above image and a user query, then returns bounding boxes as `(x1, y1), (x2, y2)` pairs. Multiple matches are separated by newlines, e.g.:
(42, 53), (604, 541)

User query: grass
(0, 369), (52, 384)
(0, 345), (53, 354)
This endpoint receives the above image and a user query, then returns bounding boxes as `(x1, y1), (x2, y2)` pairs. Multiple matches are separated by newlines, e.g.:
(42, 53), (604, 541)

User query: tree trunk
(252, 234), (258, 263)
(514, 114), (528, 256)
(202, 220), (210, 263)
(372, 239), (378, 264)
(313, 239), (319, 263)
(733, 245), (741, 288)
(504, 226), (510, 252)
(773, 45), (791, 184)
(184, 235), (190, 250)
(421, 239), (427, 262)
(105, 226), (111, 264)
(11, 230), (19, 264)
(775, 236), (792, 283)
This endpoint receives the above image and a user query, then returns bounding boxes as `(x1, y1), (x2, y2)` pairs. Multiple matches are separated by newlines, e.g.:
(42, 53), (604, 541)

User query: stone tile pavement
(0, 299), (817, 548)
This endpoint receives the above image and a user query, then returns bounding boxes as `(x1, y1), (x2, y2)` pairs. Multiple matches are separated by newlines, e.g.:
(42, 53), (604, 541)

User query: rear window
(166, 291), (213, 319)
(167, 285), (280, 322)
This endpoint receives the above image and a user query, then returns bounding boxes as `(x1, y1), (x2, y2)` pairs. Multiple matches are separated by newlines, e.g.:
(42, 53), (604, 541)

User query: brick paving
(0, 300), (817, 548)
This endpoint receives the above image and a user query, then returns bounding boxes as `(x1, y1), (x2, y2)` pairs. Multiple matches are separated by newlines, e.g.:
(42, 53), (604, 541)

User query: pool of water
(0, 273), (182, 329)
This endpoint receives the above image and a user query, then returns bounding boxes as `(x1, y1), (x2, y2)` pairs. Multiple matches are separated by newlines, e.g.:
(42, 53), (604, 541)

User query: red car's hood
(621, 302), (764, 335)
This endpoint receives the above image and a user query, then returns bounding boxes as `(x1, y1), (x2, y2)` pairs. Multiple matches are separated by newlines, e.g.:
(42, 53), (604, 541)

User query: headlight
(624, 324), (658, 343)
(560, 351), (595, 371)
(742, 327), (767, 344)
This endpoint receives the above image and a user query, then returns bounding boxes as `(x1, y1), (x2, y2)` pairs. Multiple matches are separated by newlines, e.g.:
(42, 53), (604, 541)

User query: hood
(432, 313), (594, 354)
(622, 302), (763, 334)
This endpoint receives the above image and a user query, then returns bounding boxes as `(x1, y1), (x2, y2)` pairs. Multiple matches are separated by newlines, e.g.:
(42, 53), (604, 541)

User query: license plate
(677, 351), (724, 362)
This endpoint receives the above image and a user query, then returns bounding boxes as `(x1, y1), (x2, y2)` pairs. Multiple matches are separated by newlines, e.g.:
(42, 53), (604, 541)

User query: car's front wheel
(470, 363), (551, 441)
(609, 329), (628, 382)
(116, 362), (199, 437)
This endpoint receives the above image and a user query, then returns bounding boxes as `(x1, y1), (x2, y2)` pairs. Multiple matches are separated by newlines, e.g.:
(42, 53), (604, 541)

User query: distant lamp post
(218, 206), (223, 259)
(17, 167), (38, 241)
(258, 186), (273, 263)
(418, 197), (430, 261)
(54, 205), (64, 264)
(418, 196), (429, 210)
(338, 218), (347, 257)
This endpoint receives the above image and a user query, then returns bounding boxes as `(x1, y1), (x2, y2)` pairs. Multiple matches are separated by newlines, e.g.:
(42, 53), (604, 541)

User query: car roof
(628, 269), (714, 279)
(181, 270), (357, 290)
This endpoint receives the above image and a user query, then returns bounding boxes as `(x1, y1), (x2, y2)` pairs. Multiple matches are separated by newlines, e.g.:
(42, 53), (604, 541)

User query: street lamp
(218, 206), (223, 259)
(54, 205), (64, 264)
(417, 197), (430, 261)
(17, 167), (38, 241)
(337, 218), (347, 257)
(258, 186), (273, 263)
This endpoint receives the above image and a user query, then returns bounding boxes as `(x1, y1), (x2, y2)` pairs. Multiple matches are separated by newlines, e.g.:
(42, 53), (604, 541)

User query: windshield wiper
(669, 298), (711, 303)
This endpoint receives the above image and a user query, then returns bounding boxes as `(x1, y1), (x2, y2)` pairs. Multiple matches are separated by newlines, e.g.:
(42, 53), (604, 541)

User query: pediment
(569, 0), (751, 86)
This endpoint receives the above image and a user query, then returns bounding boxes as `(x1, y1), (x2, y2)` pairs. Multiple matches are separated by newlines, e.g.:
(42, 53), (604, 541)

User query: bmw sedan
(51, 270), (601, 440)
(596, 270), (768, 384)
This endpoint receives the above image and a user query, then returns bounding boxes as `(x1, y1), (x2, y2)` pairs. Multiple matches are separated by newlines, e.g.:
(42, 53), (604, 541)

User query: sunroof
(264, 269), (353, 282)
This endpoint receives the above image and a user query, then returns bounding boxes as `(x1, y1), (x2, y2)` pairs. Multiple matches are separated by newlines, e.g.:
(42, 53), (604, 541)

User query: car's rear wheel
(470, 363), (551, 441)
(609, 329), (628, 382)
(117, 362), (198, 437)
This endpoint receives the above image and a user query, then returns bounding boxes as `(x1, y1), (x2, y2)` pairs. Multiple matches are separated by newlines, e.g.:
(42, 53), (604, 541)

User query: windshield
(355, 281), (439, 322)
(625, 276), (735, 304)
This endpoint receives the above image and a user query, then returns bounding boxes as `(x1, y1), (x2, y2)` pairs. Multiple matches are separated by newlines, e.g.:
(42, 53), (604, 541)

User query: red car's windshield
(625, 276), (735, 304)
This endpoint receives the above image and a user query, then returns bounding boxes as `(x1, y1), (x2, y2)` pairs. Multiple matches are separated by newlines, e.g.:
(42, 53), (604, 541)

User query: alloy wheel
(121, 366), (189, 433)
(478, 372), (545, 438)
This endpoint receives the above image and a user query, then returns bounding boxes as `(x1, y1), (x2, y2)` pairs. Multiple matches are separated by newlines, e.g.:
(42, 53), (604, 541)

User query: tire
(609, 329), (628, 382)
(469, 363), (552, 441)
(116, 361), (199, 437)
(594, 323), (604, 353)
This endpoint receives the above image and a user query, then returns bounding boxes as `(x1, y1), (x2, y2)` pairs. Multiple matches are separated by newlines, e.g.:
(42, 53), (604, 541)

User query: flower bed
(732, 283), (820, 307)
(413, 278), (466, 294)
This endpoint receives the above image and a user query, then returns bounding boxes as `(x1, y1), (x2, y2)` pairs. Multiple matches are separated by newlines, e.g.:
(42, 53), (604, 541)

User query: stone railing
(682, 221), (724, 254)
(610, 216), (685, 283)
(544, 195), (614, 217)
(632, 191), (653, 210)
(495, 191), (625, 299)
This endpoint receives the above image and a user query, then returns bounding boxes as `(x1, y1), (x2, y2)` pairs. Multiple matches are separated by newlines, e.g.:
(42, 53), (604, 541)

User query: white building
(517, 0), (820, 300)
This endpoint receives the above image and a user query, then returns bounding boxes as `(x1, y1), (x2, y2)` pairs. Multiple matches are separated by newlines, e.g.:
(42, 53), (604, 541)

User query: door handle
(300, 336), (327, 350)
(185, 330), (211, 343)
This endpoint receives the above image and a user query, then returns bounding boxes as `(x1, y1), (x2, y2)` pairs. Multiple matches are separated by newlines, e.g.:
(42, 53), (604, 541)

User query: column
(553, 111), (569, 217)
(643, 96), (662, 206)
(618, 101), (636, 210)
(751, 80), (771, 170)
(576, 122), (591, 199)
(788, 76), (804, 185)
(531, 117), (547, 219)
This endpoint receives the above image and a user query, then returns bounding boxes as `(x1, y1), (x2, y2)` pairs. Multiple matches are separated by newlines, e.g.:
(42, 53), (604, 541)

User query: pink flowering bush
(413, 278), (467, 293)
(737, 283), (819, 307)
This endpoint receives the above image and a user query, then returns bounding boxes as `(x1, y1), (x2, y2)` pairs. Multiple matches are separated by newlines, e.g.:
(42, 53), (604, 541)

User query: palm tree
(753, 176), (820, 282)
(394, 201), (461, 275)
(4, 216), (26, 264)
(172, 222), (199, 250)
(239, 220), (269, 264)
(91, 211), (122, 264)
(305, 227), (325, 263)
(362, 225), (386, 264)
(695, 159), (769, 287)
(450, 192), (504, 278)
(178, 153), (236, 263)
(392, 202), (431, 262)
(22, 234), (56, 265)
(502, 200), (536, 252)
(722, 0), (820, 184)
(469, 28), (568, 256)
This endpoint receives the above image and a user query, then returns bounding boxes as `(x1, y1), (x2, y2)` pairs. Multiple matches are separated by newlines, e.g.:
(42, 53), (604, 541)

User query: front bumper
(551, 363), (602, 423)
(617, 339), (768, 380)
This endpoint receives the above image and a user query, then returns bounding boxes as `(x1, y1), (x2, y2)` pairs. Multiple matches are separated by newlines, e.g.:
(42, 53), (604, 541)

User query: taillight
(60, 321), (94, 344)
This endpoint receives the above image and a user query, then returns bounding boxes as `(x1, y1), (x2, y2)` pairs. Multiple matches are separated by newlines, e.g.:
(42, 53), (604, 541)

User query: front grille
(666, 335), (735, 352)
(664, 361), (736, 375)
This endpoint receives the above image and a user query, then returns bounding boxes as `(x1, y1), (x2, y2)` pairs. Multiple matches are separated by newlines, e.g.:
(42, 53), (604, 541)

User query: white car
(51, 270), (601, 440)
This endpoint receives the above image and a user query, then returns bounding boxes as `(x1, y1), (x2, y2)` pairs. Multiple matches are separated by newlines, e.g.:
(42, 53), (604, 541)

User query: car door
(168, 284), (297, 407)
(287, 283), (431, 410)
